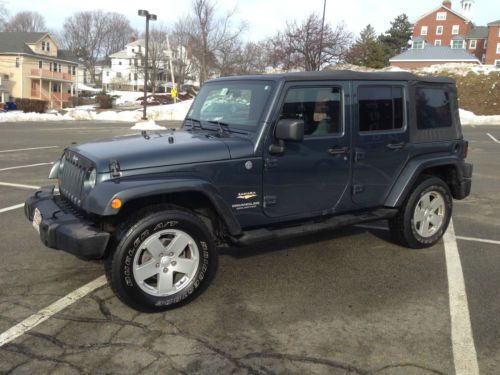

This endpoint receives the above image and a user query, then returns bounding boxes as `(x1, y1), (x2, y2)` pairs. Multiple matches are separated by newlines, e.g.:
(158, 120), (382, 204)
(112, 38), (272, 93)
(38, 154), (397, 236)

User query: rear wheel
(389, 177), (452, 249)
(105, 206), (217, 312)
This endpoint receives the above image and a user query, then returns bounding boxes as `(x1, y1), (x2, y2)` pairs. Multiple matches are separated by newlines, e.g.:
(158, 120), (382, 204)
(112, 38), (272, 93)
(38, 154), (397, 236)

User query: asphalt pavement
(0, 121), (498, 374)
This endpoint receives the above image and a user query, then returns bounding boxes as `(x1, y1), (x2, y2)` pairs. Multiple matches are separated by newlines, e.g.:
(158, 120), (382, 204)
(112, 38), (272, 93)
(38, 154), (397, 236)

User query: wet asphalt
(0, 121), (498, 374)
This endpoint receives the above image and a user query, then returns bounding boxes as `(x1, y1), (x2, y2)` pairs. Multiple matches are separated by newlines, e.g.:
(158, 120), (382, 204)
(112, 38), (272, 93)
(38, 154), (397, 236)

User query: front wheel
(389, 177), (452, 249)
(105, 206), (217, 312)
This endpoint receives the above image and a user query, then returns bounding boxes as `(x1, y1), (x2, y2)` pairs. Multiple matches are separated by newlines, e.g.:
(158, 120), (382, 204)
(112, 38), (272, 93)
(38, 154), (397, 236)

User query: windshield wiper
(184, 117), (203, 131)
(206, 120), (231, 137)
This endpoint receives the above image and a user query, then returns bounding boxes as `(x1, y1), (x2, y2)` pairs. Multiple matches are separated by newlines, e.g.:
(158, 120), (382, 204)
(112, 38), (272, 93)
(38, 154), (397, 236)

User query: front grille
(59, 151), (92, 207)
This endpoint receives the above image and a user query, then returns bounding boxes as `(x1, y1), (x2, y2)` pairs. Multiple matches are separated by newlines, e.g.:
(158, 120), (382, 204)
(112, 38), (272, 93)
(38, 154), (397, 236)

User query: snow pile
(460, 109), (500, 125)
(417, 63), (499, 76)
(0, 99), (193, 123)
(131, 120), (167, 130)
(108, 90), (146, 105)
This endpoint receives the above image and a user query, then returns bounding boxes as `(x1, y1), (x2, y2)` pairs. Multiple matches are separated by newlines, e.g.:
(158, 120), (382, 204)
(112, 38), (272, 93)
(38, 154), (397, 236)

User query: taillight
(463, 141), (469, 159)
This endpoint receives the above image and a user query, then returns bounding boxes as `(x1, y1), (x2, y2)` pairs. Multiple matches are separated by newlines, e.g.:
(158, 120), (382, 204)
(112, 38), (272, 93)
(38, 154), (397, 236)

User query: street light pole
(138, 9), (157, 120)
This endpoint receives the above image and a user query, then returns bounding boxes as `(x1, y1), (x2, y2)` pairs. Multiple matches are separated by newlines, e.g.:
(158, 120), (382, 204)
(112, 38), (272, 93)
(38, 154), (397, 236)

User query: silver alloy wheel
(132, 229), (200, 297)
(413, 191), (446, 238)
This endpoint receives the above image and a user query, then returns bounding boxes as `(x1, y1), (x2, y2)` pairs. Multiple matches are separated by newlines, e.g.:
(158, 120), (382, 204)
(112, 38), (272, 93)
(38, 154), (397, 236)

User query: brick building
(391, 0), (500, 68)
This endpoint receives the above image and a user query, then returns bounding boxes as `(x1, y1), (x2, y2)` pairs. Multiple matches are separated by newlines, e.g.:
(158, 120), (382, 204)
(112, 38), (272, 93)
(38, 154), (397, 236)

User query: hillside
(326, 63), (500, 116)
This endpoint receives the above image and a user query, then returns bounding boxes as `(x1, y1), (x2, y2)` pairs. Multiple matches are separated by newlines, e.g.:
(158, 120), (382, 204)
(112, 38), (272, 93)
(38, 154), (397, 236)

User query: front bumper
(24, 186), (110, 260)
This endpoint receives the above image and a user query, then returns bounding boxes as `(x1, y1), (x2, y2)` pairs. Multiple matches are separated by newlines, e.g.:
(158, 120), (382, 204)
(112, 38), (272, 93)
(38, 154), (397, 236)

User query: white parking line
(0, 203), (24, 214)
(0, 275), (107, 347)
(0, 146), (58, 154)
(443, 219), (479, 375)
(486, 133), (500, 144)
(456, 235), (500, 246)
(0, 162), (53, 172)
(0, 182), (40, 190)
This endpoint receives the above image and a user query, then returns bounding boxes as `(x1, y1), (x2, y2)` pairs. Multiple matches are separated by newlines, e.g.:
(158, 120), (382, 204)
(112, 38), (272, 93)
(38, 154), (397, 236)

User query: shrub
(95, 93), (114, 109)
(14, 98), (48, 113)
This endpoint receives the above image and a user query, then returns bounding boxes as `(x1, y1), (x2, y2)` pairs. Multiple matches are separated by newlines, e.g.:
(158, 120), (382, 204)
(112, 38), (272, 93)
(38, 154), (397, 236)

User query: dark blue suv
(25, 71), (472, 311)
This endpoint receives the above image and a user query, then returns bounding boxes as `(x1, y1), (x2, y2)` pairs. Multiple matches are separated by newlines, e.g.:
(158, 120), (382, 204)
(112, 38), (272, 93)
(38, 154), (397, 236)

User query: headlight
(88, 168), (97, 189)
(48, 159), (61, 179)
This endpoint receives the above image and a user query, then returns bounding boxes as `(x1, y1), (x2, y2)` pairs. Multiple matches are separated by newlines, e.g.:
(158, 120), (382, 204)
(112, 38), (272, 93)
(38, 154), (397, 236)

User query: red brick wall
(485, 25), (500, 65)
(413, 6), (471, 47)
(467, 39), (487, 61)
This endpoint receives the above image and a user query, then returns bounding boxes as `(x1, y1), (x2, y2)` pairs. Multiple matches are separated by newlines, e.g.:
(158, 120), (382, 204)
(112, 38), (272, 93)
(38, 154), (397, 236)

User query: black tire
(105, 205), (217, 312)
(389, 177), (452, 249)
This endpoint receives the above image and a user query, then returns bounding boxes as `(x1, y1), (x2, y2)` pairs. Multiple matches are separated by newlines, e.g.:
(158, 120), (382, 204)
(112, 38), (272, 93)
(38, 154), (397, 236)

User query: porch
(30, 78), (75, 109)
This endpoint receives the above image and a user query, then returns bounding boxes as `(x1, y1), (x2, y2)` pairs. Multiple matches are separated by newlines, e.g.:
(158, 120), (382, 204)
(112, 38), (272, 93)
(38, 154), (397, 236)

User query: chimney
(442, 0), (452, 8)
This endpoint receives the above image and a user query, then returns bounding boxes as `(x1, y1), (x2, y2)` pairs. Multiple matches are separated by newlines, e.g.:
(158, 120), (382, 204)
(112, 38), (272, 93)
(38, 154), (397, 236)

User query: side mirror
(269, 119), (304, 154)
(275, 119), (304, 142)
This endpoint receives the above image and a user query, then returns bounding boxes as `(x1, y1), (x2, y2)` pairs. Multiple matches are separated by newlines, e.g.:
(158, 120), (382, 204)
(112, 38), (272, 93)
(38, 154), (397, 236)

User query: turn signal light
(463, 141), (469, 158)
(111, 198), (122, 209)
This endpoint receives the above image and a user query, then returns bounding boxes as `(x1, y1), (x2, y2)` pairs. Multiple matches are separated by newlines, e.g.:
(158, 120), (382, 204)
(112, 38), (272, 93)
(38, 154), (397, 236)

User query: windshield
(186, 81), (275, 132)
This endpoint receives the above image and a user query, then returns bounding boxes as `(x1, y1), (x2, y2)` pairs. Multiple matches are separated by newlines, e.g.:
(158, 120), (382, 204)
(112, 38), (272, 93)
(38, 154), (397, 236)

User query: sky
(3, 0), (499, 41)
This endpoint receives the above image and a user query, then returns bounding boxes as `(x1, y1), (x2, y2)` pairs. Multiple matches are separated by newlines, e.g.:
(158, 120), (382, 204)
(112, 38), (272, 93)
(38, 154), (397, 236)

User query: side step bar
(232, 208), (397, 246)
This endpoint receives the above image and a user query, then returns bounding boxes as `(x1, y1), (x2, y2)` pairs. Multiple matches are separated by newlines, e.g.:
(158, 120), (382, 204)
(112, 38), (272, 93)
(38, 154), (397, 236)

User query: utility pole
(138, 9), (157, 120)
(318, 0), (327, 71)
(166, 35), (177, 103)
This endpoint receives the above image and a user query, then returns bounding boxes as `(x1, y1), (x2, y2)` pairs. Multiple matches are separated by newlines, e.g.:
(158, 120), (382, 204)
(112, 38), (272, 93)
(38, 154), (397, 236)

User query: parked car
(25, 71), (472, 311)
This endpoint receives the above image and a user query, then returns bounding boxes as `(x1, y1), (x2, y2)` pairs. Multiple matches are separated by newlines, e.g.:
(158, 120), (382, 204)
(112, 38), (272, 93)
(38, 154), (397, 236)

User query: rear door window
(416, 87), (452, 129)
(358, 86), (404, 132)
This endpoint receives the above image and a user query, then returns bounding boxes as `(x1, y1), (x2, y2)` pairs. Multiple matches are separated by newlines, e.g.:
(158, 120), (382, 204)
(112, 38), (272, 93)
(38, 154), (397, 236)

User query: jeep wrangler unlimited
(25, 71), (472, 311)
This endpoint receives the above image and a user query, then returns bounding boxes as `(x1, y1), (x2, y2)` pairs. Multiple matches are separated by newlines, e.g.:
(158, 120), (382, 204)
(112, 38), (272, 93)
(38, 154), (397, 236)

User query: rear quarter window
(416, 87), (452, 129)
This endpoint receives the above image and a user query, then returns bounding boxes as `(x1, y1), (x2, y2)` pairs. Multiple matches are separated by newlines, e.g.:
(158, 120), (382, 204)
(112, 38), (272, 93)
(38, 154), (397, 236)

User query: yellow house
(0, 32), (80, 109)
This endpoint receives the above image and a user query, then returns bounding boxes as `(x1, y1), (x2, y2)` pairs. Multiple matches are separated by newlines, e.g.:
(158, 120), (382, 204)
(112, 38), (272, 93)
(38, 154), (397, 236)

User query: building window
(58, 64), (61, 73)
(452, 40), (465, 49)
(42, 41), (45, 51)
(452, 25), (460, 35)
(497, 43), (500, 54)
(15, 57), (20, 67)
(358, 86), (404, 132)
(435, 40), (442, 46)
(46, 42), (50, 52)
(72, 66), (76, 75)
(436, 26), (444, 35)
(119, 61), (122, 65)
(413, 40), (424, 49)
(421, 26), (428, 36)
(495, 60), (500, 67)
(436, 12), (447, 20)
(132, 48), (135, 53)
(134, 73), (138, 80)
(469, 40), (477, 49)
(128, 73), (131, 80)
(106, 71), (109, 77)
(38, 60), (43, 69)
(416, 87), (452, 129)
(49, 62), (53, 71)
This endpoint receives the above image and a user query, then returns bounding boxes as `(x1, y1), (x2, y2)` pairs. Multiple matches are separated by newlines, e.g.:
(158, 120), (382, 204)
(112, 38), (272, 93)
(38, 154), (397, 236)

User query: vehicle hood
(69, 129), (254, 172)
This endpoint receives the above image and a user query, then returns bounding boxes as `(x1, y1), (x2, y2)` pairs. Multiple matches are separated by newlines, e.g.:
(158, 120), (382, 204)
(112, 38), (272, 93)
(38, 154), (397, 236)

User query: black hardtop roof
(209, 70), (455, 84)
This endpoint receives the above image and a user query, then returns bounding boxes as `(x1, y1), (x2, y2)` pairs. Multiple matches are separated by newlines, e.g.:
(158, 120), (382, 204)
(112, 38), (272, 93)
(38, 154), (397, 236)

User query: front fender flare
(83, 177), (242, 236)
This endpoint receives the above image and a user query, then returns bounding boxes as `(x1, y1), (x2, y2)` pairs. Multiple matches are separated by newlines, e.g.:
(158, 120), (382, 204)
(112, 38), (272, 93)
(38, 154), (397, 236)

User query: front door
(263, 82), (351, 218)
(351, 82), (410, 207)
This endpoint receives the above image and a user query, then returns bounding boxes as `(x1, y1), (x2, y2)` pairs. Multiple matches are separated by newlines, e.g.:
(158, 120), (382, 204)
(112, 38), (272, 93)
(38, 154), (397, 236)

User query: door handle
(328, 147), (349, 155)
(386, 142), (406, 150)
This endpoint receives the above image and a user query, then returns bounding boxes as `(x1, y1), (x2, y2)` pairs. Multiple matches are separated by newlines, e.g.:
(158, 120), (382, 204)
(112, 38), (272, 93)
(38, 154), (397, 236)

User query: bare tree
(0, 1), (8, 31)
(181, 0), (246, 83)
(4, 11), (46, 32)
(268, 13), (353, 71)
(141, 24), (169, 93)
(171, 20), (200, 85)
(62, 11), (135, 83)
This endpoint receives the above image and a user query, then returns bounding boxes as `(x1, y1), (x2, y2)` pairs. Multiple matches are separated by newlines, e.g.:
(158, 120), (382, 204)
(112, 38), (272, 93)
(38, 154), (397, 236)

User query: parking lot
(0, 121), (498, 374)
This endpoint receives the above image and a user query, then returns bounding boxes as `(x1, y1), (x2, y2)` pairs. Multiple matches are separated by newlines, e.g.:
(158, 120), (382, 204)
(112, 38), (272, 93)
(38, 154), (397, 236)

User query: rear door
(351, 82), (410, 207)
(262, 82), (351, 218)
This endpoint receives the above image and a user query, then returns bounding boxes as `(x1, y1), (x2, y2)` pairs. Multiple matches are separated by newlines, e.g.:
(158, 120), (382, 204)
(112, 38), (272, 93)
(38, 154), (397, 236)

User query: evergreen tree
(345, 24), (386, 68)
(379, 14), (413, 61)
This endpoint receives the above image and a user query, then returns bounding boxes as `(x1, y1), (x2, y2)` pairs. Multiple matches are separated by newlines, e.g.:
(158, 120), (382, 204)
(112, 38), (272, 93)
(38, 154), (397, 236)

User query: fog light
(111, 198), (122, 209)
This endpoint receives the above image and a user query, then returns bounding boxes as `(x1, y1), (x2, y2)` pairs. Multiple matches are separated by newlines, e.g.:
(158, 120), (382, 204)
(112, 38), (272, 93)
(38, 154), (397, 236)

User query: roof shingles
(390, 45), (480, 62)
